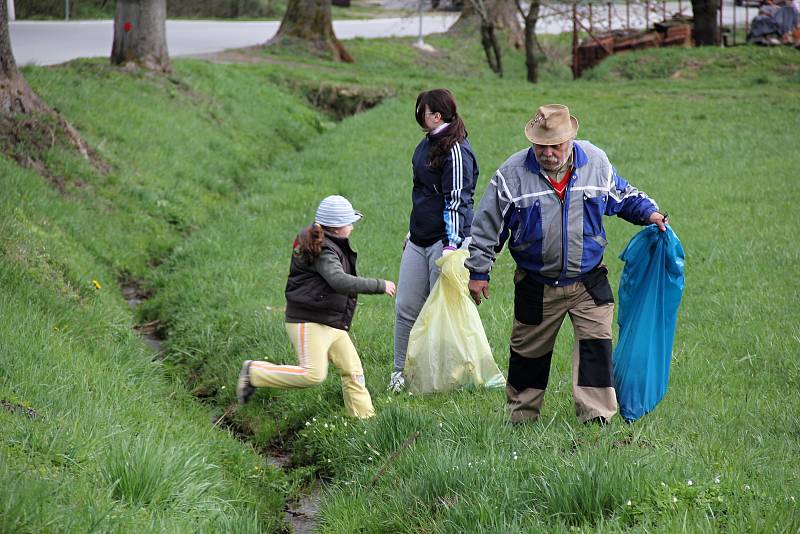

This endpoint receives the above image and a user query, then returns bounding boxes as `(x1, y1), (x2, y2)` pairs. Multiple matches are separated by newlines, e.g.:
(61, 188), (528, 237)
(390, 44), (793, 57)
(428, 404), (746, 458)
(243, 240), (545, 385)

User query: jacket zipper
(539, 169), (573, 285)
(557, 172), (576, 285)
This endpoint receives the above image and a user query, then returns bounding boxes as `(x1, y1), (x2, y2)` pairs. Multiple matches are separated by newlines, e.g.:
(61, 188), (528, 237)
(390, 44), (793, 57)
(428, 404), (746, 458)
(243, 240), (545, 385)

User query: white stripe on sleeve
(447, 143), (463, 241)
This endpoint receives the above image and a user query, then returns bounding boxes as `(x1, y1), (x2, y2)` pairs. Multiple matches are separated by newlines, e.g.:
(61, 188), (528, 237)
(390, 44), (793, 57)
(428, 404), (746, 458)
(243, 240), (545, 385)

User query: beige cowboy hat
(524, 104), (579, 145)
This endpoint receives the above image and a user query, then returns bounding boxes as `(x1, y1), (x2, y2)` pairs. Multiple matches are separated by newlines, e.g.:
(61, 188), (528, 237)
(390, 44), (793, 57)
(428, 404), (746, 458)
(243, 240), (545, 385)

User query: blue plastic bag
(613, 225), (685, 422)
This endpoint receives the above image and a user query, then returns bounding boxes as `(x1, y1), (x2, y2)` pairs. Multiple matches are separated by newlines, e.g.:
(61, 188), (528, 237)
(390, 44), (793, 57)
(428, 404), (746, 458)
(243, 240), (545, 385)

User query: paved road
(10, 16), (459, 66)
(11, 3), (756, 66)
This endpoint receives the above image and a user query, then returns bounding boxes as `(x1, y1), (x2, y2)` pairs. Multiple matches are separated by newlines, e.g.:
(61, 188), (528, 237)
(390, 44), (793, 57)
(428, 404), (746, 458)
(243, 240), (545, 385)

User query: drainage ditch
(301, 83), (395, 121)
(112, 79), (398, 531)
(121, 277), (320, 532)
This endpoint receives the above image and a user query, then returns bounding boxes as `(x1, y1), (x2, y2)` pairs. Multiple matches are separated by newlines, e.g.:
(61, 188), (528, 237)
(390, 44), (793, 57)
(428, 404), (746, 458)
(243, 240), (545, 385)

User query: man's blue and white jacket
(408, 130), (478, 249)
(466, 140), (658, 285)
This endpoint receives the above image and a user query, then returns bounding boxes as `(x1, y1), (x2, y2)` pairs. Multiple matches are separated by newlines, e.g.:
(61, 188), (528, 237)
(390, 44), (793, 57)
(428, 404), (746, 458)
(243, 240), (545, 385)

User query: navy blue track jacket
(408, 130), (478, 248)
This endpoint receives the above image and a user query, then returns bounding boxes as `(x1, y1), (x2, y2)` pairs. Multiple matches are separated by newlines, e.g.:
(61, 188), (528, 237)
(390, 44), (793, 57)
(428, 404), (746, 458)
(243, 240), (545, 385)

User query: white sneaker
(387, 370), (405, 393)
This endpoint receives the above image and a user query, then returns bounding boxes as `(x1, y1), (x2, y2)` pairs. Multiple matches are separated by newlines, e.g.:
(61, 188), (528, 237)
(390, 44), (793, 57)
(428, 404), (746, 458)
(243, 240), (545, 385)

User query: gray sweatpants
(393, 240), (444, 372)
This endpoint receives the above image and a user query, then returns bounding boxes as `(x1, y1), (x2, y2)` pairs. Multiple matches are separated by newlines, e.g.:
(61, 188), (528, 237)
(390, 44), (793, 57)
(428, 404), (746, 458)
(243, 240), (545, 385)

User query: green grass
(1, 59), (325, 532)
(585, 43), (800, 81)
(0, 206), (287, 531)
(20, 59), (322, 274)
(148, 42), (800, 531)
(2, 33), (800, 532)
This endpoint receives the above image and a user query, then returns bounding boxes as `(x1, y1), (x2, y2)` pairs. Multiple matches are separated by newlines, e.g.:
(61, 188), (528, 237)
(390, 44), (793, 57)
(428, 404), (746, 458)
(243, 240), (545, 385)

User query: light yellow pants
(249, 322), (375, 419)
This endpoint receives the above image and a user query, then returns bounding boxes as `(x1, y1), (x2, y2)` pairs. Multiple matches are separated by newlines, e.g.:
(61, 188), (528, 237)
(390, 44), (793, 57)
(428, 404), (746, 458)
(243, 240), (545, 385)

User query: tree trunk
(490, 0), (524, 49)
(0, 0), (96, 189)
(451, 0), (523, 49)
(0, 1), (51, 118)
(691, 0), (719, 45)
(480, 23), (503, 76)
(521, 0), (540, 83)
(270, 0), (353, 63)
(111, 0), (171, 72)
(466, 0), (504, 76)
(0, 0), (26, 111)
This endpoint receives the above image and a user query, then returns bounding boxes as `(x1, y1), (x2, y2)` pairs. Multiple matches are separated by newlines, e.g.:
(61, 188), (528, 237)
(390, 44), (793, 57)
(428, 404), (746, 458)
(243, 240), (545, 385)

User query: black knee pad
(508, 348), (552, 391)
(514, 275), (544, 325)
(577, 338), (612, 387)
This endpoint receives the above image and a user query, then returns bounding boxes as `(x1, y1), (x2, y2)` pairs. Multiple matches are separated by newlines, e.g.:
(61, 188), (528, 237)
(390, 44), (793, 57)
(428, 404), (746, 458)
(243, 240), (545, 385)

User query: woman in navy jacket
(388, 88), (479, 392)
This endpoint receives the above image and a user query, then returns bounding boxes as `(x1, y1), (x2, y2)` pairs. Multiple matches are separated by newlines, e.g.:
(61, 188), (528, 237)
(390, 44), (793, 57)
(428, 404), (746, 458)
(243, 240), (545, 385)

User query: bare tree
(466, 0), (503, 76)
(515, 0), (542, 83)
(111, 0), (171, 72)
(0, 0), (93, 185)
(451, 0), (523, 49)
(269, 0), (353, 62)
(690, 0), (719, 45)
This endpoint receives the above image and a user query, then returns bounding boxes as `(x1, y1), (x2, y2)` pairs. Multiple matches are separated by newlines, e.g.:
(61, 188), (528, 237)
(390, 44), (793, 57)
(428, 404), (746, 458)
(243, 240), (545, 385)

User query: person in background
(388, 88), (479, 393)
(748, 0), (799, 45)
(466, 104), (667, 425)
(237, 195), (396, 418)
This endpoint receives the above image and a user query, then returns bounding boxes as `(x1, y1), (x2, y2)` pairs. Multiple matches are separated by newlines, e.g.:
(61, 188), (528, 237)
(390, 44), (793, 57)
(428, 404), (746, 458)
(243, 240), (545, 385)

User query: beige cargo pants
(506, 267), (618, 423)
(249, 322), (375, 419)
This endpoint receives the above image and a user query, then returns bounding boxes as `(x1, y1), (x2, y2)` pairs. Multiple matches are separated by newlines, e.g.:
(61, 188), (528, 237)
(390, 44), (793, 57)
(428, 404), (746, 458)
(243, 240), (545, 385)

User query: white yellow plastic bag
(405, 249), (505, 394)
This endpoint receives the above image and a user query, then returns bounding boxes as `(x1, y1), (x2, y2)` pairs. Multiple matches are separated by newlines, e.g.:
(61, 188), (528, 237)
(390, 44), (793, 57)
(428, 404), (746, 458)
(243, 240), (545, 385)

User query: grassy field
(1, 59), (324, 532)
(2, 32), (799, 532)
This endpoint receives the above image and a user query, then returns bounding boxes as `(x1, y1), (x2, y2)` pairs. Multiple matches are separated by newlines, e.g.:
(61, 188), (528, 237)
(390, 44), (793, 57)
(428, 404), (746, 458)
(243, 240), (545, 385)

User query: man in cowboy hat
(465, 104), (667, 425)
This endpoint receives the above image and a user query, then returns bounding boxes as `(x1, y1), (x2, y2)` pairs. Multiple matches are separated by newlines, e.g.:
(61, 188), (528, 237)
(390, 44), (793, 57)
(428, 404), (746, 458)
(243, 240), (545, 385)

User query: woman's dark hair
(415, 88), (467, 169)
(293, 223), (325, 263)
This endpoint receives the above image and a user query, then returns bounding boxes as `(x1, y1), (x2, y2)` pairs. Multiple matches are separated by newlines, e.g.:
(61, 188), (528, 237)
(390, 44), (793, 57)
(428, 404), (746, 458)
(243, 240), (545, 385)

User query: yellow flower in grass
(92, 279), (102, 290)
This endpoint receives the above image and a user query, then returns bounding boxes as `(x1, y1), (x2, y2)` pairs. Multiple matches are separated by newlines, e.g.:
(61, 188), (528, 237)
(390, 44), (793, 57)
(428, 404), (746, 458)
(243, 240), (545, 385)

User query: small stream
(266, 451), (322, 533)
(121, 279), (165, 353)
(286, 488), (321, 534)
(122, 278), (320, 532)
